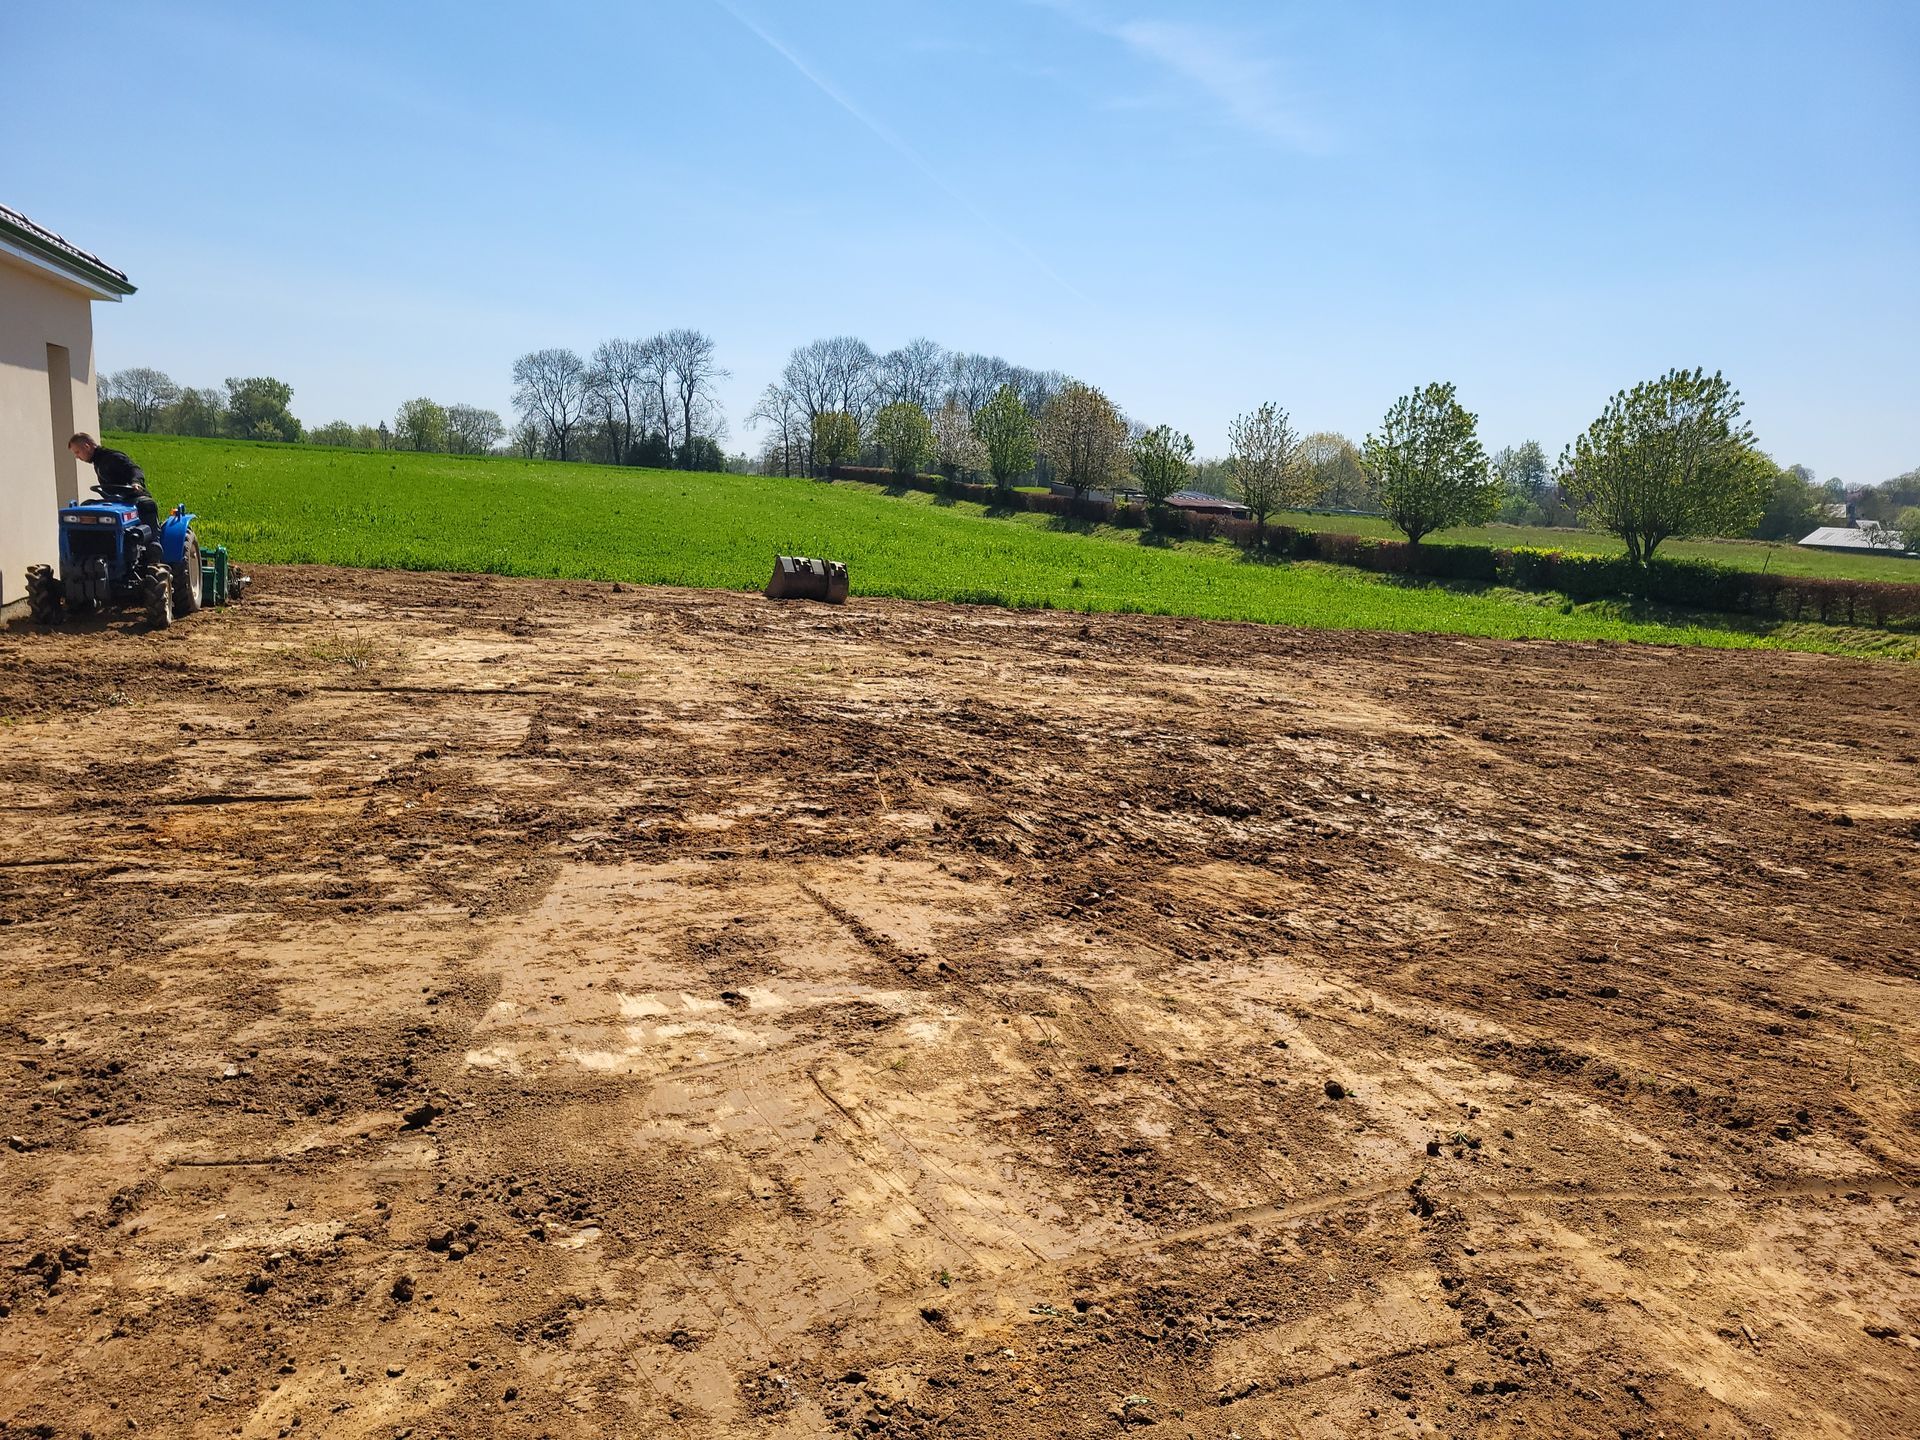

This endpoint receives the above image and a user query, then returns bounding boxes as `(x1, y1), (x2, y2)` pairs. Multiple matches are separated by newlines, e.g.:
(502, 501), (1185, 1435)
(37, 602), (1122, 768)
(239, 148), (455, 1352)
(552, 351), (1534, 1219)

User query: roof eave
(0, 228), (135, 301)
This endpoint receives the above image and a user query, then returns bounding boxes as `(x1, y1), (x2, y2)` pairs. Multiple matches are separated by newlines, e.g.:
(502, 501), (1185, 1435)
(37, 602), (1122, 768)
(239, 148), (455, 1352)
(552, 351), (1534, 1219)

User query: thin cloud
(708, 0), (1088, 303)
(1034, 2), (1325, 153)
(1114, 19), (1323, 152)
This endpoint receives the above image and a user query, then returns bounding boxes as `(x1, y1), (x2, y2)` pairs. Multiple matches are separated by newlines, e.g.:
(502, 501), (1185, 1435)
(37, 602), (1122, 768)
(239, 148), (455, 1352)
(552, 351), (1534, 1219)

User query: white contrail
(708, 0), (1089, 305)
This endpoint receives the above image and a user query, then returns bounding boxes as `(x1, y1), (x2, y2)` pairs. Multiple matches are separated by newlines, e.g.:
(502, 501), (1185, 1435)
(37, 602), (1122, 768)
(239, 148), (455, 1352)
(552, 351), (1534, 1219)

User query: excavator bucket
(765, 555), (849, 604)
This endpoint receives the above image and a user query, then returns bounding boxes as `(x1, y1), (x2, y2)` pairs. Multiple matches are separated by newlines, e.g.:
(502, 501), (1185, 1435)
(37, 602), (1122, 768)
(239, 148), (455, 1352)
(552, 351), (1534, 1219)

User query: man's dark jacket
(89, 447), (150, 500)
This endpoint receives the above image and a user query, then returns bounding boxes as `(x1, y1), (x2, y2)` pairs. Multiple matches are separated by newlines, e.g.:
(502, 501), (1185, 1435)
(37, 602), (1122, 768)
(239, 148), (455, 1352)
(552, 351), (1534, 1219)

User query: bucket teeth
(766, 556), (849, 604)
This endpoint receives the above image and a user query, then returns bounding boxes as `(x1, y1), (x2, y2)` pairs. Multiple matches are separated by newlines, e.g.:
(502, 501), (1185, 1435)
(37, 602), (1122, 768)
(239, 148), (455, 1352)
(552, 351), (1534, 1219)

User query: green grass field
(1254, 510), (1920, 583)
(108, 434), (1918, 661)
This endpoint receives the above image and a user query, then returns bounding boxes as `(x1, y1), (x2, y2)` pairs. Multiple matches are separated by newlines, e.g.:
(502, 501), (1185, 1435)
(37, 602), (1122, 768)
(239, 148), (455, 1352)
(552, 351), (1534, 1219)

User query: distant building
(1797, 522), (1913, 556)
(1047, 479), (1124, 505)
(1166, 490), (1251, 519)
(0, 203), (135, 613)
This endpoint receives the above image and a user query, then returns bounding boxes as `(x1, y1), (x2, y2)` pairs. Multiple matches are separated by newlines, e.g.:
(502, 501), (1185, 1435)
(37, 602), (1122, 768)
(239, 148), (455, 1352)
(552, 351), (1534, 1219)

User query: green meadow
(1249, 510), (1919, 583)
(112, 434), (1918, 661)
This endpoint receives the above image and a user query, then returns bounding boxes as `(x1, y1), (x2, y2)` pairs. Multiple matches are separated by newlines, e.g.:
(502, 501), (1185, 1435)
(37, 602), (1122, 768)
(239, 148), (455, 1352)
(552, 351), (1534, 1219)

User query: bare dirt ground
(2, 567), (1917, 1440)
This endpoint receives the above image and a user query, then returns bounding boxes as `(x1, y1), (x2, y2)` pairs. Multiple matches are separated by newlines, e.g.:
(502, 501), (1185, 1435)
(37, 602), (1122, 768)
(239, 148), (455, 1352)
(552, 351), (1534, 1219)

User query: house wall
(0, 255), (100, 613)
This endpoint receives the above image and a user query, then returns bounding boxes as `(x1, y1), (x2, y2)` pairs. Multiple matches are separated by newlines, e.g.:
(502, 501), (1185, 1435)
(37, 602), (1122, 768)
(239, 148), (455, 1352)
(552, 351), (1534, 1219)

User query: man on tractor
(26, 435), (245, 628)
(68, 432), (160, 528)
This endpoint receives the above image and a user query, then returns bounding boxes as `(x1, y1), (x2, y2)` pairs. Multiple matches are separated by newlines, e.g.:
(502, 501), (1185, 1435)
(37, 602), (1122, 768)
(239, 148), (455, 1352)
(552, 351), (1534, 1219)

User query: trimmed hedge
(823, 465), (1920, 630)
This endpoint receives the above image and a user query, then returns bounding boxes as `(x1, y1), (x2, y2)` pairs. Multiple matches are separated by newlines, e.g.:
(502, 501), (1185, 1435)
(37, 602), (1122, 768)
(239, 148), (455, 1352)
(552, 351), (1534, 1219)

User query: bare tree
(874, 337), (948, 410)
(105, 367), (180, 433)
(944, 351), (1012, 415)
(749, 383), (807, 478)
(659, 328), (729, 469)
(511, 348), (591, 461)
(768, 336), (877, 471)
(1008, 365), (1067, 419)
(628, 333), (673, 460)
(815, 335), (879, 420)
(588, 338), (650, 464)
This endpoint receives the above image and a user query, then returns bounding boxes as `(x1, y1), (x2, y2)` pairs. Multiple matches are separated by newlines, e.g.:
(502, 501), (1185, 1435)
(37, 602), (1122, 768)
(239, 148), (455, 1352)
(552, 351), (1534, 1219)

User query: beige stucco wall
(0, 254), (101, 613)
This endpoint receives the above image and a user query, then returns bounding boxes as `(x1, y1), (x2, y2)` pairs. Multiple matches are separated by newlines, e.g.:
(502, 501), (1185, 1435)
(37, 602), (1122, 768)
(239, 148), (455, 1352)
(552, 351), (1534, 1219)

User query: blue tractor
(25, 490), (246, 629)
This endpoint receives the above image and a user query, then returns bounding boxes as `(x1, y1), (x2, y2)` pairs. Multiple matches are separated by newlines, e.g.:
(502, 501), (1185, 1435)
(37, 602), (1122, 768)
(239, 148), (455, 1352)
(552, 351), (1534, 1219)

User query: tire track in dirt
(3, 566), (1917, 1439)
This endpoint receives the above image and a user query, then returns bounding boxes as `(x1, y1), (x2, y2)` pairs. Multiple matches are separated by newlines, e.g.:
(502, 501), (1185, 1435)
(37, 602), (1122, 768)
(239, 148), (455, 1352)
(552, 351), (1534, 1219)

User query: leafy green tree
(1752, 461), (1827, 541)
(309, 420), (359, 447)
(873, 400), (933, 479)
(1133, 424), (1195, 514)
(1037, 381), (1129, 500)
(147, 385), (223, 437)
(1362, 382), (1497, 544)
(973, 384), (1035, 490)
(1491, 440), (1549, 522)
(1495, 440), (1548, 498)
(445, 404), (505, 456)
(812, 410), (860, 473)
(394, 397), (449, 452)
(1897, 506), (1920, 554)
(1303, 431), (1371, 511)
(224, 376), (301, 443)
(1856, 468), (1920, 524)
(679, 435), (725, 471)
(1228, 402), (1311, 536)
(1559, 368), (1768, 564)
(168, 387), (227, 437)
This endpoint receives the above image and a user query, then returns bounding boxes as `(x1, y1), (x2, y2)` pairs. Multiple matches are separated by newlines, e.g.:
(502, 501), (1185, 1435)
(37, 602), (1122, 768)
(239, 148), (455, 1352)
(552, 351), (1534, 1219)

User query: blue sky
(4, 0), (1916, 479)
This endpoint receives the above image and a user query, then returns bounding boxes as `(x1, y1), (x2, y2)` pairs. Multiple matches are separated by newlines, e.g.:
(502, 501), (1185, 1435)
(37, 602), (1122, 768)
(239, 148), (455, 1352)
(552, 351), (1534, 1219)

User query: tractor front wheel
(26, 565), (63, 624)
(173, 533), (203, 615)
(143, 566), (174, 630)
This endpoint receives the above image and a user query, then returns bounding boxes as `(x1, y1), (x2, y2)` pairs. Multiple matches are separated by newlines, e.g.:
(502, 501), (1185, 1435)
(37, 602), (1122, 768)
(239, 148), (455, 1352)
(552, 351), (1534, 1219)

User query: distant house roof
(0, 202), (135, 300)
(1798, 523), (1912, 555)
(1167, 491), (1250, 514)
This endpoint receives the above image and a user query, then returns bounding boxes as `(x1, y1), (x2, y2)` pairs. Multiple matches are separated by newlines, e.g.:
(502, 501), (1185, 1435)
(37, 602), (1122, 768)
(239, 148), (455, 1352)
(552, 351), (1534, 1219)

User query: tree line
(749, 337), (1916, 562)
(100, 370), (305, 444)
(507, 330), (730, 469)
(98, 348), (1916, 557)
(97, 330), (739, 472)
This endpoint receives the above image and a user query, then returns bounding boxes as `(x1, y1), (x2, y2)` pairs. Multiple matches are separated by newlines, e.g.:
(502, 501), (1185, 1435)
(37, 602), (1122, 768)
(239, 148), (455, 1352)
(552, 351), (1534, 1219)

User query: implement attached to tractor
(765, 555), (849, 604)
(27, 497), (248, 629)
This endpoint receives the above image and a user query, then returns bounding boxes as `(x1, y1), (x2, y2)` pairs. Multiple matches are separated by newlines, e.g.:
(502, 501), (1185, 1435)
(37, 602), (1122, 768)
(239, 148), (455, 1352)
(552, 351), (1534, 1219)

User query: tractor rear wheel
(173, 533), (203, 615)
(143, 566), (174, 630)
(26, 565), (63, 624)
